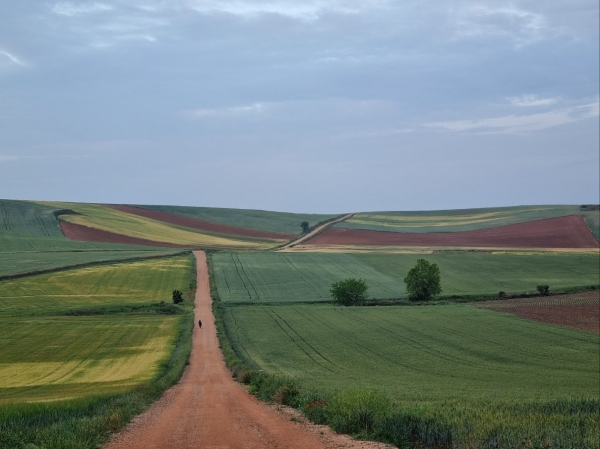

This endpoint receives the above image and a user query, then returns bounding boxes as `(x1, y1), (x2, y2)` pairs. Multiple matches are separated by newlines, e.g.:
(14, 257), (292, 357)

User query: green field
(336, 205), (582, 233)
(140, 204), (339, 235)
(582, 209), (600, 240)
(0, 250), (184, 279)
(221, 302), (600, 447)
(211, 252), (600, 303)
(40, 201), (278, 249)
(0, 256), (192, 317)
(0, 199), (151, 251)
(0, 255), (192, 401)
(0, 199), (183, 277)
(0, 315), (177, 404)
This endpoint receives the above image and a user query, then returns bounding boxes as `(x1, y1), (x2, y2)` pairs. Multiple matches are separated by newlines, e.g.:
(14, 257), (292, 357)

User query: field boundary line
(0, 250), (190, 282)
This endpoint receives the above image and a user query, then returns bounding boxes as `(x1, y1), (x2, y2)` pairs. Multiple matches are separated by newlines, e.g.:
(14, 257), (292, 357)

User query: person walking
(198, 319), (202, 329)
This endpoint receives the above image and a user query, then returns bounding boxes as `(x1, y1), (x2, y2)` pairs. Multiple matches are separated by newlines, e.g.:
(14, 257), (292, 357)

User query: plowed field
(105, 204), (293, 240)
(60, 221), (189, 248)
(306, 215), (599, 248)
(476, 290), (600, 333)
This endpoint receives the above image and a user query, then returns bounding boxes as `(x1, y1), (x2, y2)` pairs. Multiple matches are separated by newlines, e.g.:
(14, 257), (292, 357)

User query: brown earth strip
(104, 204), (295, 240)
(60, 221), (190, 248)
(104, 251), (393, 449)
(306, 215), (600, 248)
(476, 290), (600, 333)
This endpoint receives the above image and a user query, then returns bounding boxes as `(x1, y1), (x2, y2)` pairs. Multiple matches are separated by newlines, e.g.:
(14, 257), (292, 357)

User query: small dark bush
(172, 289), (184, 304)
(536, 284), (550, 296)
(498, 291), (506, 298)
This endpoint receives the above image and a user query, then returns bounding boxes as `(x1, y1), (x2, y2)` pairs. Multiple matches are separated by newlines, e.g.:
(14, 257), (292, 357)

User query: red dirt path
(306, 215), (599, 248)
(476, 290), (600, 333)
(104, 204), (295, 240)
(104, 251), (392, 449)
(60, 221), (189, 248)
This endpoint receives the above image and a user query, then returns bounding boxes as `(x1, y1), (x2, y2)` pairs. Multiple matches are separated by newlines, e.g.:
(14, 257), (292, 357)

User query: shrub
(172, 290), (184, 304)
(536, 284), (550, 296)
(330, 278), (368, 306)
(498, 291), (507, 298)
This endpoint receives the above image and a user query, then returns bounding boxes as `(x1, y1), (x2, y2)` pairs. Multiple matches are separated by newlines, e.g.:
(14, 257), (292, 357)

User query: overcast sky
(1, 1), (598, 213)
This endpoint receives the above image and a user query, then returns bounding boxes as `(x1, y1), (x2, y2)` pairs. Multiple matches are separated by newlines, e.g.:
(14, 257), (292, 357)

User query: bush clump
(536, 284), (550, 296)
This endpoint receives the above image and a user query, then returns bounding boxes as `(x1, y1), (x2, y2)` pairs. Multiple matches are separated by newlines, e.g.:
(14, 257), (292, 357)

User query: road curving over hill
(104, 250), (389, 449)
(278, 213), (354, 250)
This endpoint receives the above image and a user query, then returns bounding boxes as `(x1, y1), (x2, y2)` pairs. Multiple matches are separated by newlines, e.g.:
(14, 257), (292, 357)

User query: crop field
(310, 215), (599, 249)
(582, 209), (600, 240)
(336, 205), (581, 233)
(211, 252), (600, 303)
(0, 255), (191, 403)
(222, 302), (600, 446)
(0, 199), (182, 278)
(0, 250), (181, 279)
(139, 204), (338, 235)
(476, 290), (600, 333)
(39, 201), (279, 249)
(0, 255), (191, 317)
(0, 199), (154, 252)
(105, 204), (295, 240)
(0, 315), (177, 404)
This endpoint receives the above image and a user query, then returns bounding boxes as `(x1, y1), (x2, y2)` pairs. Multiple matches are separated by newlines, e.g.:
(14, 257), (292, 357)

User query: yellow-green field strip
(39, 201), (278, 249)
(0, 255), (193, 404)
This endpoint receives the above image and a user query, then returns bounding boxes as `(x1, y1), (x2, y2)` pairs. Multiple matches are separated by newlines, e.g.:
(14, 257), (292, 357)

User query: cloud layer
(0, 0), (598, 210)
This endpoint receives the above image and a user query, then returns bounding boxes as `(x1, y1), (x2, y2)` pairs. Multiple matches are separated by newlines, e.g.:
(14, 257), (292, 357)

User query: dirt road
(105, 250), (390, 449)
(278, 214), (354, 250)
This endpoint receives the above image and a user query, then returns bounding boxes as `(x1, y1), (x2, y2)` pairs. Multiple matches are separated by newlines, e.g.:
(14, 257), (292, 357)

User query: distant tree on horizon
(301, 221), (310, 233)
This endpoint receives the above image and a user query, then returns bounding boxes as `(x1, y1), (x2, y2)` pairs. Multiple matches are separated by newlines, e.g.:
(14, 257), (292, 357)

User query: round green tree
(330, 278), (368, 306)
(403, 259), (442, 301)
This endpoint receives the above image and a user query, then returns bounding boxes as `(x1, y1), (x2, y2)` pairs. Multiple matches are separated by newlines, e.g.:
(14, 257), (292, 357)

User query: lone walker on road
(198, 319), (202, 329)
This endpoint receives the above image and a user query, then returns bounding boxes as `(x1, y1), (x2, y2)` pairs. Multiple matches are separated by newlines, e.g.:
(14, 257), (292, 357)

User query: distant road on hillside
(278, 213), (354, 250)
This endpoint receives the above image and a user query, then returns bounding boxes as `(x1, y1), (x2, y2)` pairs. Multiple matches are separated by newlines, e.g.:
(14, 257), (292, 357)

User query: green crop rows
(140, 204), (338, 235)
(0, 199), (181, 277)
(336, 205), (582, 233)
(211, 252), (600, 303)
(222, 302), (600, 447)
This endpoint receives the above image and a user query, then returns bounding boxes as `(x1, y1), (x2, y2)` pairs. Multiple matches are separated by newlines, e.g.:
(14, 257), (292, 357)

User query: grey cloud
(508, 95), (559, 107)
(426, 100), (599, 133)
(50, 2), (114, 17)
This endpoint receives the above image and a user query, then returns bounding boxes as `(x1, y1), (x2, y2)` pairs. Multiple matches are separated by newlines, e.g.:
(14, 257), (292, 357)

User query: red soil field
(104, 204), (295, 240)
(60, 221), (190, 248)
(306, 215), (600, 248)
(476, 290), (600, 333)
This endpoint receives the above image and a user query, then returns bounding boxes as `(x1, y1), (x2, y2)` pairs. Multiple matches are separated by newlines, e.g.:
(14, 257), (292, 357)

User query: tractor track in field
(104, 250), (393, 449)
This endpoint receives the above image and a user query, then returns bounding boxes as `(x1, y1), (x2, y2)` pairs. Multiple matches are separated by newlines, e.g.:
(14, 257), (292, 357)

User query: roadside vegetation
(0, 254), (196, 448)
